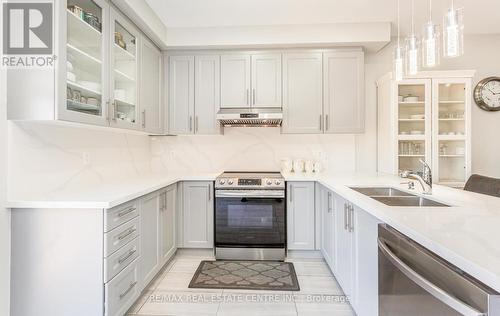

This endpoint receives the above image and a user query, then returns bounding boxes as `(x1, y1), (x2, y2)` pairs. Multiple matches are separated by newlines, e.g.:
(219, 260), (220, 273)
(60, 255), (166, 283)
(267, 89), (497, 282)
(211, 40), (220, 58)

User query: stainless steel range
(214, 172), (286, 261)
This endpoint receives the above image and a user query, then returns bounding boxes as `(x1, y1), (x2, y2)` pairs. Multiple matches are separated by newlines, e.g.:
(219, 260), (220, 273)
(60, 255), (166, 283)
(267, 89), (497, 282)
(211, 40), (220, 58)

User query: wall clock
(474, 77), (500, 111)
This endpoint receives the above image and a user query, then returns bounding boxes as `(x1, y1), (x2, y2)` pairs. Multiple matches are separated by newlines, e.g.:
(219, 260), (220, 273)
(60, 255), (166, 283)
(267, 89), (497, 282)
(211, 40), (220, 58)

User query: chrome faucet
(401, 159), (433, 195)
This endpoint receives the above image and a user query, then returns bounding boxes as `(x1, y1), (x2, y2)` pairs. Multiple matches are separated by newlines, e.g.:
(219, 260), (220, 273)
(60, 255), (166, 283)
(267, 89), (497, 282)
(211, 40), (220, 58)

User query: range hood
(217, 108), (283, 127)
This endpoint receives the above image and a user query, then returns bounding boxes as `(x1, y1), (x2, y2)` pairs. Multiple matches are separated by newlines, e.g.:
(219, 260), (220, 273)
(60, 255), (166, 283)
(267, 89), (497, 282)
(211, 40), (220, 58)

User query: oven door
(215, 190), (286, 248)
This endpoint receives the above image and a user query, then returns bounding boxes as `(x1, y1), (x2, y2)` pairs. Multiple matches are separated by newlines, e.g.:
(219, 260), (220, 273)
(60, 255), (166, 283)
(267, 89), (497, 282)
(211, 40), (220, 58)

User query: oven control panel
(215, 175), (284, 189)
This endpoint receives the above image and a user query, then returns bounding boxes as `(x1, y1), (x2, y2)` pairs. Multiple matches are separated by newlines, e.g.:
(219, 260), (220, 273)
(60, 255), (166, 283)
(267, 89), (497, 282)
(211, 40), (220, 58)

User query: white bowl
(410, 130), (423, 135)
(78, 80), (101, 93)
(404, 96), (419, 102)
(410, 114), (425, 120)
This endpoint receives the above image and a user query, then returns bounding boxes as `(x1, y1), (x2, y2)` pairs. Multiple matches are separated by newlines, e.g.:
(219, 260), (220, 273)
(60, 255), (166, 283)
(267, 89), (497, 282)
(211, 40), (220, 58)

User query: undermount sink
(372, 196), (449, 207)
(349, 187), (450, 207)
(350, 187), (414, 197)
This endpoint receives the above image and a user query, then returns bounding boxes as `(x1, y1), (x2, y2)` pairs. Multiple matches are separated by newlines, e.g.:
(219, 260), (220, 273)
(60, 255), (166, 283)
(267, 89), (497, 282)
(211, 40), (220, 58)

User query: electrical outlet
(82, 152), (91, 166)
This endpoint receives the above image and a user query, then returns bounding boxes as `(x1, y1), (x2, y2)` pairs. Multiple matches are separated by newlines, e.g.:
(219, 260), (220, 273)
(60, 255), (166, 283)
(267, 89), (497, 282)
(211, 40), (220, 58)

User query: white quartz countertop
(8, 171), (500, 292)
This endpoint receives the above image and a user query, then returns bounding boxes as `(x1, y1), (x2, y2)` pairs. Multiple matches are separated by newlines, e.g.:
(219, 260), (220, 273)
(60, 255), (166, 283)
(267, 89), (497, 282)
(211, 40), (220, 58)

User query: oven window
(215, 197), (285, 248)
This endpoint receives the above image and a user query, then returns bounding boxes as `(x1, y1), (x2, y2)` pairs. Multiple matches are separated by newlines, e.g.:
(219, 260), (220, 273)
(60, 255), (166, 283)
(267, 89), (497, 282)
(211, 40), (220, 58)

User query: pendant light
(393, 0), (404, 81)
(405, 0), (420, 75)
(422, 0), (440, 67)
(443, 0), (464, 57)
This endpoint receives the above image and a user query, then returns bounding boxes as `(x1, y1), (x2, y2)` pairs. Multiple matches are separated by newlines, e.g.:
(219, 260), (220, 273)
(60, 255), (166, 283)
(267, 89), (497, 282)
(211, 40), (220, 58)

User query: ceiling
(145, 0), (500, 35)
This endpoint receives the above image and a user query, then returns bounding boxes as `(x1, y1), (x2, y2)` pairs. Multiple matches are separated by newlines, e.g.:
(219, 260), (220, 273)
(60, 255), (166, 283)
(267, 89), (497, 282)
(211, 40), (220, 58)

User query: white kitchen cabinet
(140, 37), (163, 134)
(323, 51), (364, 133)
(181, 182), (214, 248)
(220, 54), (251, 108)
(169, 55), (195, 134)
(352, 204), (382, 316)
(287, 182), (315, 250)
(377, 70), (474, 188)
(282, 52), (323, 133)
(139, 191), (160, 287)
(251, 54), (282, 108)
(159, 184), (177, 265)
(334, 195), (354, 299)
(320, 186), (335, 270)
(195, 55), (221, 134)
(109, 8), (141, 130)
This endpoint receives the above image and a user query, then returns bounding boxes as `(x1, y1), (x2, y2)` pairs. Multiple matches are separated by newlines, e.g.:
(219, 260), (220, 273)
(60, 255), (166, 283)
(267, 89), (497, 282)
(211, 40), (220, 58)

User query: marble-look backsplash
(8, 122), (152, 198)
(151, 127), (357, 174)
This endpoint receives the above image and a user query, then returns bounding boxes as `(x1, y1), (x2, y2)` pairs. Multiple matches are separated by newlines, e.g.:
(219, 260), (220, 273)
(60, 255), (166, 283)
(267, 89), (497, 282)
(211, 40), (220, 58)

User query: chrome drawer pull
(117, 228), (136, 241)
(117, 207), (136, 218)
(119, 281), (138, 299)
(118, 249), (137, 264)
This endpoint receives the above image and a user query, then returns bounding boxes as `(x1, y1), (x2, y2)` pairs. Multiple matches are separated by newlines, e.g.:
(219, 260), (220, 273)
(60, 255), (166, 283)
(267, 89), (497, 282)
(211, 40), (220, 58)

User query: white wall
(151, 128), (357, 174)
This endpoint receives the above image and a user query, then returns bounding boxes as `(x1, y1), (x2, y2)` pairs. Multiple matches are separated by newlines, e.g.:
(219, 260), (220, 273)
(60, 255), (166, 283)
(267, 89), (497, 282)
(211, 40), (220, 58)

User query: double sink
(350, 187), (450, 207)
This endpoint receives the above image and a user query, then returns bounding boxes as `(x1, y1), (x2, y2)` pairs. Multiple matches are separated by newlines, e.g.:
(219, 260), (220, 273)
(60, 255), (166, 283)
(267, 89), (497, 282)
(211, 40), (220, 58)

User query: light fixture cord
(429, 0), (432, 22)
(397, 0), (400, 46)
(411, 0), (415, 35)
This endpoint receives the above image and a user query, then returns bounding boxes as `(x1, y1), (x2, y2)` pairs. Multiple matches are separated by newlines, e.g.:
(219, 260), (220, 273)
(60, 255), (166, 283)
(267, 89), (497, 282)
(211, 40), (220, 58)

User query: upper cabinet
(220, 53), (282, 109)
(282, 50), (365, 134)
(7, 0), (163, 133)
(282, 52), (323, 134)
(323, 51), (364, 133)
(167, 54), (221, 135)
(140, 37), (163, 134)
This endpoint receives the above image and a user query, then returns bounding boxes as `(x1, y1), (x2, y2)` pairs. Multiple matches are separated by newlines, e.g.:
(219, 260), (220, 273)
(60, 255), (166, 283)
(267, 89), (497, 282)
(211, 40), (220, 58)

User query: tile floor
(127, 250), (355, 316)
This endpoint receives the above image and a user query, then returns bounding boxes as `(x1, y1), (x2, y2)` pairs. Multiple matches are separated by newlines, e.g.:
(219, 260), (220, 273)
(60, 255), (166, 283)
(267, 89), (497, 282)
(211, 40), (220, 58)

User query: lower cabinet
(139, 191), (161, 288)
(179, 181), (214, 248)
(287, 182), (315, 250)
(334, 195), (355, 299)
(159, 184), (177, 264)
(320, 186), (335, 270)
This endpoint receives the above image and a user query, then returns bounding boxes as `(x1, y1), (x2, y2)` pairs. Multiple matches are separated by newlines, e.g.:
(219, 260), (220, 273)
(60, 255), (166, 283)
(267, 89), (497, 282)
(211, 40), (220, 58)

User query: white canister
(305, 160), (314, 173)
(293, 159), (305, 173)
(280, 159), (292, 173)
(312, 161), (322, 173)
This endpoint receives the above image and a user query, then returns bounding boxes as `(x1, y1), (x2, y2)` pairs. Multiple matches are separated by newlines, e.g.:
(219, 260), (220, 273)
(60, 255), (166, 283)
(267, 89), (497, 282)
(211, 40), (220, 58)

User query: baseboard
(286, 250), (324, 259)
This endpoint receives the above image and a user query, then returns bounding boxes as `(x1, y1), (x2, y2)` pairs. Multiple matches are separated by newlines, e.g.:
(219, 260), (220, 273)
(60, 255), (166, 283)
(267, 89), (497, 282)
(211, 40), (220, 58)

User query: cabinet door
(160, 185), (177, 265)
(139, 191), (160, 287)
(287, 182), (315, 250)
(352, 206), (382, 316)
(140, 37), (163, 134)
(282, 53), (323, 134)
(323, 51), (364, 133)
(220, 54), (251, 108)
(182, 182), (214, 248)
(321, 188), (335, 270)
(334, 195), (353, 298)
(169, 55), (195, 134)
(109, 8), (141, 130)
(59, 0), (110, 126)
(195, 55), (221, 134)
(251, 54), (282, 108)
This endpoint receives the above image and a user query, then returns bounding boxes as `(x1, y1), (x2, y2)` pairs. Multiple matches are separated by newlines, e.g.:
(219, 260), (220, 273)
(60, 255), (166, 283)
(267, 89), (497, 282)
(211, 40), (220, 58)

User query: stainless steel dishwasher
(378, 224), (500, 316)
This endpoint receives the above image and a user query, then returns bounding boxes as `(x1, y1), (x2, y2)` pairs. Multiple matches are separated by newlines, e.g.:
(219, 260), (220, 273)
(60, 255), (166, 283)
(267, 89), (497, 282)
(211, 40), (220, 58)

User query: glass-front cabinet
(60, 1), (140, 129)
(396, 79), (432, 175)
(110, 11), (140, 129)
(432, 79), (471, 187)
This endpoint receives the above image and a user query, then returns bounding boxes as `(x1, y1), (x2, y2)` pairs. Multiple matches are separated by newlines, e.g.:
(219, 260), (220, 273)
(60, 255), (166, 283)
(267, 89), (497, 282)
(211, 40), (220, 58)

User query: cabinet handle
(246, 89), (250, 106)
(164, 193), (167, 211)
(105, 100), (110, 122)
(289, 185), (293, 202)
(195, 116), (199, 133)
(112, 101), (117, 121)
(118, 249), (137, 264)
(348, 205), (354, 232)
(327, 192), (331, 213)
(252, 89), (256, 105)
(119, 281), (138, 299)
(325, 114), (329, 131)
(343, 203), (348, 230)
(319, 115), (323, 131)
(208, 185), (211, 201)
(117, 207), (136, 218)
(189, 116), (193, 132)
(141, 110), (146, 128)
(117, 228), (137, 240)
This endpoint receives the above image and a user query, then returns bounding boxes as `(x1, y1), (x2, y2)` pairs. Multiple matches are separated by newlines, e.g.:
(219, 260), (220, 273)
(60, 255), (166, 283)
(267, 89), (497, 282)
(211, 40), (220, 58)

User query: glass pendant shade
(443, 6), (464, 57)
(422, 21), (441, 67)
(393, 46), (405, 81)
(405, 35), (420, 75)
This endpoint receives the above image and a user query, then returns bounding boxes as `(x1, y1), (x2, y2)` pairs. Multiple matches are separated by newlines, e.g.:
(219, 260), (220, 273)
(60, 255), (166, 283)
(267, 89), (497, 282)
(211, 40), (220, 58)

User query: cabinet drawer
(104, 237), (140, 282)
(105, 200), (139, 232)
(105, 258), (140, 316)
(104, 217), (140, 256)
